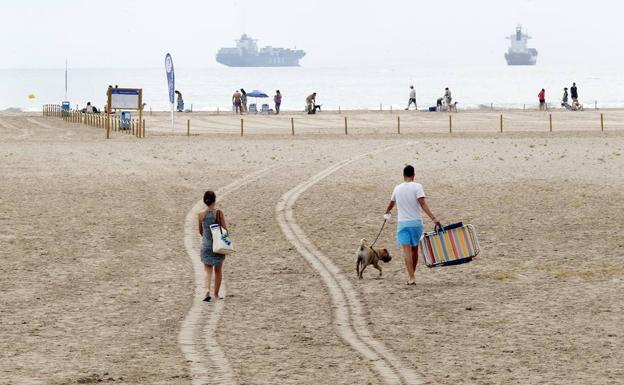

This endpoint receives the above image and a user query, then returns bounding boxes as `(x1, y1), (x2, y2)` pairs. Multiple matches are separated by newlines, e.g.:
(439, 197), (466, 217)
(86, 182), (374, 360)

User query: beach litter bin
(121, 111), (131, 130)
(62, 101), (70, 116)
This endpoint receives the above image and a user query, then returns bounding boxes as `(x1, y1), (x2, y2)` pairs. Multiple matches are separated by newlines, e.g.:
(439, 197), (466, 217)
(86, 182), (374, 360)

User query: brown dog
(356, 239), (392, 279)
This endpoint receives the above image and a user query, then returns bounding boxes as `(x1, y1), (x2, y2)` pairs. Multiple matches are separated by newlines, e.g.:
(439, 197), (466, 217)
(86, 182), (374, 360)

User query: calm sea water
(2, 64), (623, 112)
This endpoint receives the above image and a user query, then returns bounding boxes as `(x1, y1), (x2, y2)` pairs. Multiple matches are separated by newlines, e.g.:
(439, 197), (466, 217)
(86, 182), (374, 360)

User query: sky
(2, 0), (623, 69)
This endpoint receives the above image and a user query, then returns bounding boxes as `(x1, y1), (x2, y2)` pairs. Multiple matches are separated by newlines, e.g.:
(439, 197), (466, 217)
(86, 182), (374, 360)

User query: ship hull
(505, 50), (538, 66)
(216, 52), (304, 67)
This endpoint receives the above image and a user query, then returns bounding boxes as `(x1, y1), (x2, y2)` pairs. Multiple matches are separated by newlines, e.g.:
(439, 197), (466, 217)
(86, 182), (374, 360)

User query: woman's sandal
(203, 292), (212, 302)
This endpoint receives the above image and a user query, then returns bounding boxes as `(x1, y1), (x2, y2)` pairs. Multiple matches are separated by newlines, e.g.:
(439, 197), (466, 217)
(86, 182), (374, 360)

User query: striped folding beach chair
(419, 222), (480, 268)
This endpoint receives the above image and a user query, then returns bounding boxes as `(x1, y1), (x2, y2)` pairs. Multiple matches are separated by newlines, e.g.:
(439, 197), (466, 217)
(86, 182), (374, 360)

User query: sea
(2, 64), (623, 112)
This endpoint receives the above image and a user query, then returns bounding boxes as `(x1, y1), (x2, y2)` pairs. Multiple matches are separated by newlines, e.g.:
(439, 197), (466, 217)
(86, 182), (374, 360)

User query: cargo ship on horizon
(216, 34), (306, 67)
(505, 25), (538, 66)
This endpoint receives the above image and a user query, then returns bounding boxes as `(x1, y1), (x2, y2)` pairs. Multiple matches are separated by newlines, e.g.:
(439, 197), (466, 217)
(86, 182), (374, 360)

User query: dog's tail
(356, 239), (367, 277)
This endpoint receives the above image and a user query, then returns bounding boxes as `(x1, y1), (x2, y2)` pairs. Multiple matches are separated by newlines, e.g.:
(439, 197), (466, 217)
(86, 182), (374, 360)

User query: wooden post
(380, 103), (382, 111)
(142, 119), (146, 138)
(500, 114), (503, 133)
(601, 113), (604, 131)
(291, 117), (294, 136)
(240, 118), (244, 136)
(139, 108), (143, 138)
(523, 104), (526, 112)
(449, 115), (452, 133)
(344, 116), (348, 135)
(390, 105), (393, 114)
(595, 101), (598, 110)
(217, 107), (220, 115)
(490, 103), (493, 111)
(187, 119), (190, 136)
(397, 116), (401, 134)
(338, 105), (341, 114)
(549, 114), (553, 132)
(106, 115), (110, 139)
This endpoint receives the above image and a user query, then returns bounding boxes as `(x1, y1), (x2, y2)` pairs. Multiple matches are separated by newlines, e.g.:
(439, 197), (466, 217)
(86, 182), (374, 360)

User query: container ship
(505, 25), (538, 66)
(216, 34), (306, 67)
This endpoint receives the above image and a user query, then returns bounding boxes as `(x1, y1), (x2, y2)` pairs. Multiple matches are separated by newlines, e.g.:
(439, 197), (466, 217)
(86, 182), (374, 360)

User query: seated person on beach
(84, 102), (94, 113)
(572, 100), (583, 111)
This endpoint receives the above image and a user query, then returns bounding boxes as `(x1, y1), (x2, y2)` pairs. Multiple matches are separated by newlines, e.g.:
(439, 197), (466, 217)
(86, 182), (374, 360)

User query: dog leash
(369, 219), (387, 249)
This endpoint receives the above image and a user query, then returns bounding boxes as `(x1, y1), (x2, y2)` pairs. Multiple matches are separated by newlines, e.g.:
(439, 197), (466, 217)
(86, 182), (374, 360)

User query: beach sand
(1, 111), (622, 384)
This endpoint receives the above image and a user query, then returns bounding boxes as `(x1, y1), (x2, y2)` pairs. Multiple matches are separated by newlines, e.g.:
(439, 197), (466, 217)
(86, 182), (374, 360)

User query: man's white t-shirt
(410, 89), (416, 99)
(391, 182), (425, 223)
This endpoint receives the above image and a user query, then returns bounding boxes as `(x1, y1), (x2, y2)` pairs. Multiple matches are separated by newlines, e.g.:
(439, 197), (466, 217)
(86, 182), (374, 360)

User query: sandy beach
(1, 110), (623, 385)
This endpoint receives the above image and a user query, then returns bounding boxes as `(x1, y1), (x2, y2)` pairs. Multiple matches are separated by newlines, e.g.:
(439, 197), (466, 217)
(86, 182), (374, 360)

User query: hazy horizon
(3, 0), (624, 69)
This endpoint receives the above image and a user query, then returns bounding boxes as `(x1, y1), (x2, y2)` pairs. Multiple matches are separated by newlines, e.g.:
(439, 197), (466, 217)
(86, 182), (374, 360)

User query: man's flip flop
(203, 293), (212, 302)
(406, 281), (416, 286)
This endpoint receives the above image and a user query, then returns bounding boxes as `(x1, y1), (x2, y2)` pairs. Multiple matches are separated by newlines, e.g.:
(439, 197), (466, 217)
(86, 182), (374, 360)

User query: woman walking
(538, 89), (546, 111)
(198, 190), (228, 302)
(274, 90), (282, 114)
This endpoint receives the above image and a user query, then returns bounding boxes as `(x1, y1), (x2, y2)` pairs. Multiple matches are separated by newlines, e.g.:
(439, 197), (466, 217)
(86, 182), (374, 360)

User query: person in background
(444, 87), (452, 107)
(384, 165), (441, 285)
(198, 190), (228, 302)
(85, 102), (94, 113)
(240, 88), (248, 113)
(274, 90), (282, 114)
(232, 90), (242, 114)
(571, 82), (579, 102)
(175, 90), (184, 112)
(406, 85), (417, 110)
(306, 92), (317, 114)
(562, 87), (569, 105)
(538, 89), (546, 111)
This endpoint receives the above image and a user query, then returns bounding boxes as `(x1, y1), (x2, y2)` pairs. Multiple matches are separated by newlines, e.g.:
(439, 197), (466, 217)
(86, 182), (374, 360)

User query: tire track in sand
(276, 144), (425, 385)
(181, 166), (279, 385)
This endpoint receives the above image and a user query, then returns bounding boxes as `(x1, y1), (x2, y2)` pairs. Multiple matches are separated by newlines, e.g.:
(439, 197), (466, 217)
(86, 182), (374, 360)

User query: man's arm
(385, 200), (395, 214)
(418, 197), (441, 227)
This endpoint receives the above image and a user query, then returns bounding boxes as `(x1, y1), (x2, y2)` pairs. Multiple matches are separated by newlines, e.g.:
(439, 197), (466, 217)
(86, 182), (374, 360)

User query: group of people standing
(231, 89), (283, 115)
(539, 83), (582, 111)
(405, 86), (453, 112)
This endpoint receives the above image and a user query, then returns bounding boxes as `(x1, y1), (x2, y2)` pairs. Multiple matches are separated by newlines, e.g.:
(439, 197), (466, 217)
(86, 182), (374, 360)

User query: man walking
(384, 165), (441, 285)
(232, 90), (242, 114)
(406, 85), (417, 110)
(571, 82), (579, 102)
(444, 87), (452, 106)
(306, 92), (318, 114)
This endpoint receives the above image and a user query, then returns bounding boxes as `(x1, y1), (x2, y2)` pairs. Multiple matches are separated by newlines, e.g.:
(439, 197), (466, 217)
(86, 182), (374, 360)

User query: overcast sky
(2, 0), (623, 68)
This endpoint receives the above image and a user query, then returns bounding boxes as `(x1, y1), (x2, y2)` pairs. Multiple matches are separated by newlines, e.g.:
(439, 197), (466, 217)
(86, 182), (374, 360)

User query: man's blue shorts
(397, 220), (424, 246)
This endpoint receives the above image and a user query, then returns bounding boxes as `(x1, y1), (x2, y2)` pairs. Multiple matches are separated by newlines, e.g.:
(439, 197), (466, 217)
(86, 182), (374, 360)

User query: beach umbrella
(247, 90), (268, 98)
